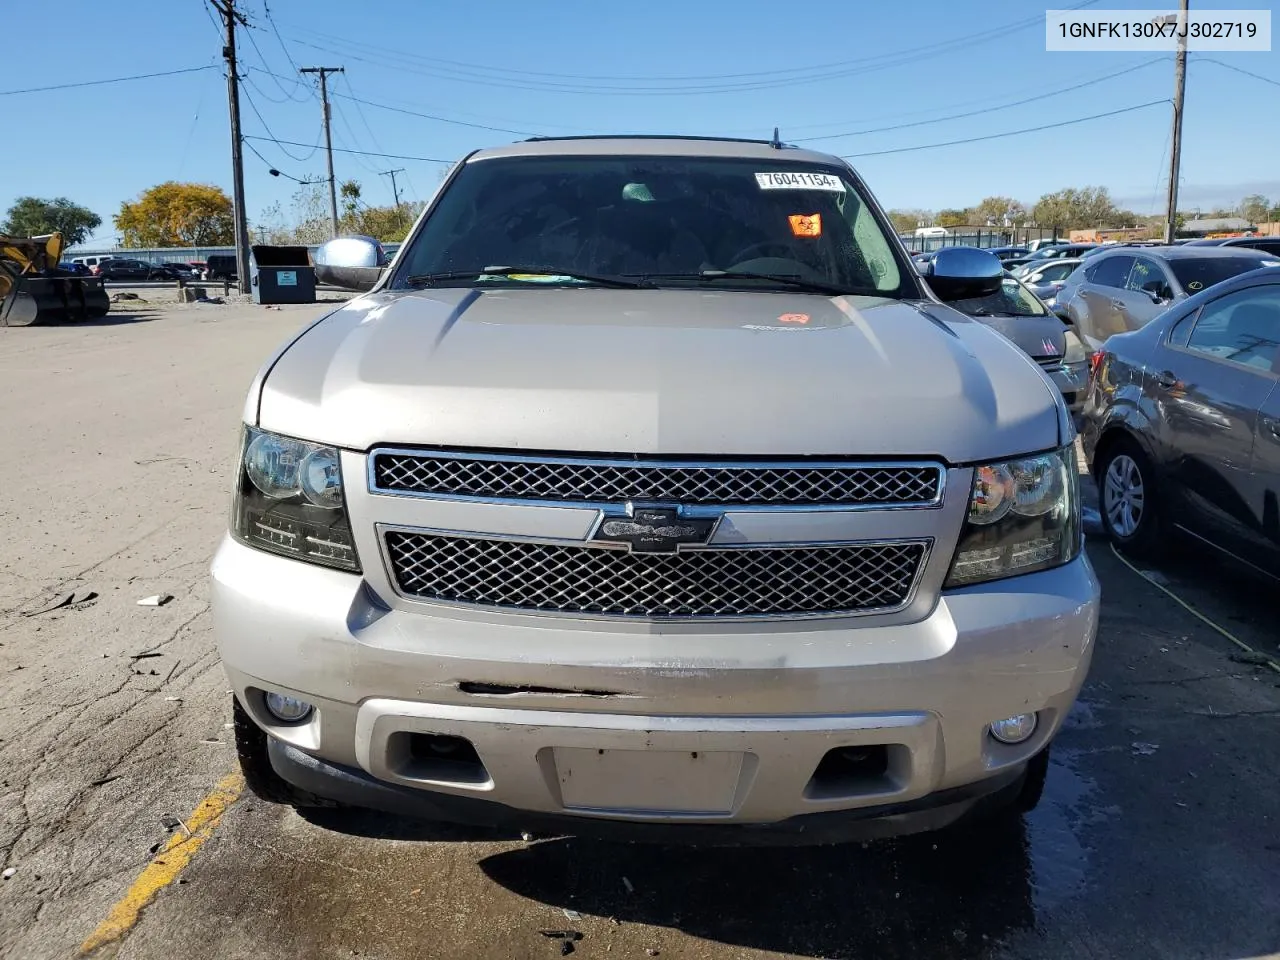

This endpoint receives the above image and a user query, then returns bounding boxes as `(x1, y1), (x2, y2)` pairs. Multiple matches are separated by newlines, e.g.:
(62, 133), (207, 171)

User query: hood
(257, 288), (1061, 462)
(969, 313), (1068, 361)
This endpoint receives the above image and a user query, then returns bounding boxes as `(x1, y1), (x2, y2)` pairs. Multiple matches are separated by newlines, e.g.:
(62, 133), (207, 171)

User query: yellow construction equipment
(1, 232), (110, 326)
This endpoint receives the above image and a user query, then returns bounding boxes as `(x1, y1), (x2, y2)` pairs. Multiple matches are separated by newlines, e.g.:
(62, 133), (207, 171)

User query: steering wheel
(727, 240), (796, 265)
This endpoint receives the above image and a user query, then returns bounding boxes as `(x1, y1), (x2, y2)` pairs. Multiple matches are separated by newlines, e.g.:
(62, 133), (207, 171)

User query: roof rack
(521, 133), (791, 147)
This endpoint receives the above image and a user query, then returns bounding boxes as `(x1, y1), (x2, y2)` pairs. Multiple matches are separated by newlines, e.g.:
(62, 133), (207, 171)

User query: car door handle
(1111, 298), (1127, 310)
(1154, 370), (1178, 389)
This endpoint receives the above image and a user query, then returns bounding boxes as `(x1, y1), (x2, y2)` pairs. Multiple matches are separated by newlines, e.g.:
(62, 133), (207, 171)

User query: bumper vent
(384, 533), (928, 620)
(371, 451), (942, 507)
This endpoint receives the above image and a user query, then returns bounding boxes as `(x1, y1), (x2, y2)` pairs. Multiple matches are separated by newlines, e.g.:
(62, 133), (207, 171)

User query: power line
(0, 65), (216, 96)
(339, 73), (387, 154)
(795, 58), (1165, 143)
(1196, 57), (1280, 89)
(278, 0), (1100, 91)
(243, 135), (452, 163)
(243, 138), (319, 183)
(241, 26), (311, 102)
(240, 81), (320, 161)
(842, 100), (1168, 159)
(262, 0), (303, 75)
(329, 89), (540, 136)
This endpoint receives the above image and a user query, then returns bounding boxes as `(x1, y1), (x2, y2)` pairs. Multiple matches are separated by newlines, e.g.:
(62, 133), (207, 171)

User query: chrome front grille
(384, 533), (929, 619)
(371, 450), (942, 507)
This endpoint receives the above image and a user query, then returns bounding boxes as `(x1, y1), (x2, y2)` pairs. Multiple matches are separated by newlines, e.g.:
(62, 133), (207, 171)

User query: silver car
(1059, 245), (1280, 350)
(213, 136), (1098, 843)
(1020, 257), (1082, 303)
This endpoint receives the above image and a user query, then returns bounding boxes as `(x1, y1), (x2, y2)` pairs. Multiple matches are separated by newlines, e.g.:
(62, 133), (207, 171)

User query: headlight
(945, 444), (1080, 587)
(232, 426), (360, 572)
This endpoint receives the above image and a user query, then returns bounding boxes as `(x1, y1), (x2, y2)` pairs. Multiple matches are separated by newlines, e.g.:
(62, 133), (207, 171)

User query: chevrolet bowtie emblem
(592, 506), (717, 553)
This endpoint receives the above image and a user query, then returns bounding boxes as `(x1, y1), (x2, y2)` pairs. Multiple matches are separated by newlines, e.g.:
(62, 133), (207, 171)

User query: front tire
(1097, 437), (1162, 558)
(232, 696), (337, 808)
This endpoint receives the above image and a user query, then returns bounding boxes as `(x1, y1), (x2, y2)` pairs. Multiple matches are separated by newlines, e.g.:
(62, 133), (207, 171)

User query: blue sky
(4, 0), (1277, 247)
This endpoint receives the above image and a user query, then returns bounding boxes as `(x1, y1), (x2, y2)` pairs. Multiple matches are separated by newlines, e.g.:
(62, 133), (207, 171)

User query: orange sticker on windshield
(778, 313), (810, 324)
(788, 213), (822, 237)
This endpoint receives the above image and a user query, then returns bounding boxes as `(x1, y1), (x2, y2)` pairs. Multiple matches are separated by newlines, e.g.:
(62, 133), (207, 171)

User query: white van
(913, 226), (950, 238)
(70, 255), (114, 274)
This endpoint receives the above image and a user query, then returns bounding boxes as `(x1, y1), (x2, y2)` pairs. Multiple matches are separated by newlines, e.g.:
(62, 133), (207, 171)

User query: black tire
(1013, 745), (1049, 813)
(232, 696), (338, 808)
(1095, 435), (1163, 559)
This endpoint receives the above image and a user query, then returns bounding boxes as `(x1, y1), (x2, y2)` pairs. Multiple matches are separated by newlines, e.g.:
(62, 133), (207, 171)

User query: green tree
(972, 196), (1028, 226)
(114, 182), (234, 247)
(935, 209), (969, 228)
(1032, 186), (1121, 231)
(1240, 194), (1271, 224)
(2, 196), (102, 245)
(339, 179), (362, 221)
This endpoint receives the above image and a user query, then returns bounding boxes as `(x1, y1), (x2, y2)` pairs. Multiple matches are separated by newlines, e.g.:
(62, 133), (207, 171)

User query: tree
(971, 196), (1027, 226)
(2, 196), (102, 245)
(1031, 186), (1121, 231)
(114, 182), (234, 247)
(1270, 203), (1280, 223)
(886, 209), (931, 234)
(935, 209), (969, 228)
(1240, 194), (1271, 224)
(339, 179), (362, 222)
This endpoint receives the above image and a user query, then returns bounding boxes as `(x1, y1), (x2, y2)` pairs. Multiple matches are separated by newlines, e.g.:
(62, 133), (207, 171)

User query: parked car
(1081, 268), (1280, 577)
(1005, 243), (1099, 272)
(1021, 258), (1082, 302)
(1057, 246), (1280, 350)
(204, 254), (238, 281)
(987, 245), (1030, 261)
(70, 255), (113, 275)
(57, 261), (92, 276)
(148, 261), (199, 281)
(1025, 238), (1067, 252)
(1202, 236), (1280, 256)
(947, 274), (1090, 419)
(97, 258), (152, 282)
(213, 135), (1097, 843)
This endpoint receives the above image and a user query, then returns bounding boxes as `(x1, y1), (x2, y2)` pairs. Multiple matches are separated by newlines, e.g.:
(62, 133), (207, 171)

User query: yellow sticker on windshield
(789, 213), (822, 237)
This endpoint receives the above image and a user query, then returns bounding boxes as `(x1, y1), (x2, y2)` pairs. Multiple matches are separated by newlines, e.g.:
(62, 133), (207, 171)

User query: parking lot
(1, 298), (1279, 960)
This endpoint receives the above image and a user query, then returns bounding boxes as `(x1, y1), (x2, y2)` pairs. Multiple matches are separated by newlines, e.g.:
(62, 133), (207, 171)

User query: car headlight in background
(945, 444), (1080, 587)
(232, 427), (360, 572)
(1062, 330), (1089, 366)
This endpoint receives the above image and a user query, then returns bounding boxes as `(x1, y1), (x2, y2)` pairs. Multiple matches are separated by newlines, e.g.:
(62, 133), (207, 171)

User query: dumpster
(250, 245), (316, 305)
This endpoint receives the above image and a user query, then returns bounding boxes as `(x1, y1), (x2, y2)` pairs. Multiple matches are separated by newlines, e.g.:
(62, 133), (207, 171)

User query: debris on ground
(160, 814), (191, 837)
(1229, 652), (1273, 666)
(520, 831), (535, 842)
(196, 296), (225, 305)
(2, 868), (15, 880)
(22, 589), (97, 616)
(539, 931), (583, 956)
(130, 651), (163, 660)
(111, 292), (142, 301)
(622, 876), (634, 894)
(561, 908), (582, 921)
(89, 775), (120, 787)
(136, 594), (174, 607)
(646, 949), (660, 957)
(1131, 742), (1159, 756)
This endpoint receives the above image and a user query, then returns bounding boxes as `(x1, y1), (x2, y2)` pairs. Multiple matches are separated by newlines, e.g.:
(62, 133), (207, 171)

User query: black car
(987, 245), (1030, 261)
(1081, 268), (1280, 578)
(56, 261), (91, 276)
(1184, 236), (1280, 257)
(148, 261), (198, 280)
(204, 254), (238, 281)
(97, 258), (152, 282)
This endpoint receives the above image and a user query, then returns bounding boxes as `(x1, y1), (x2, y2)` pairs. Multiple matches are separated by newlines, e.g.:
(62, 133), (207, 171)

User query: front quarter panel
(1082, 334), (1162, 470)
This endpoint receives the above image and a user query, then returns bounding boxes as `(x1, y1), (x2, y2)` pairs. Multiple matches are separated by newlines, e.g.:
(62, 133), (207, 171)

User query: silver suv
(213, 136), (1098, 842)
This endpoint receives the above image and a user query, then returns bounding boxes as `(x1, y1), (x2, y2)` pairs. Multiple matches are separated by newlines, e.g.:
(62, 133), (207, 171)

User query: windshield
(1169, 256), (1280, 294)
(394, 155), (906, 296)
(950, 277), (1048, 317)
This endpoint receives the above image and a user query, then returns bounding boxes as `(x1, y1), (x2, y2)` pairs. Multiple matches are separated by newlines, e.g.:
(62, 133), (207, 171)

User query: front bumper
(213, 536), (1098, 831)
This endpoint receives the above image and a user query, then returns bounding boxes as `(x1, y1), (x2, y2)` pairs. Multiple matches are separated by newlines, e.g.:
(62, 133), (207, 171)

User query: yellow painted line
(80, 772), (244, 955)
(1109, 542), (1280, 674)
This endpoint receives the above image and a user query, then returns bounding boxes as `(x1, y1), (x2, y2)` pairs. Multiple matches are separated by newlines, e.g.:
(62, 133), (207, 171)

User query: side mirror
(314, 235), (387, 292)
(924, 247), (1004, 301)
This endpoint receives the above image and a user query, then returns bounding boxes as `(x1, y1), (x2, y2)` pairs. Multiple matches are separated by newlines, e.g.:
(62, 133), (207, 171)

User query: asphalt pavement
(1, 298), (1278, 960)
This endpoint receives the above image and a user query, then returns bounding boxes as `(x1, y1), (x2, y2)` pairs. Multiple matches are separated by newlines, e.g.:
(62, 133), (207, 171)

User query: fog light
(263, 692), (312, 723)
(989, 713), (1037, 744)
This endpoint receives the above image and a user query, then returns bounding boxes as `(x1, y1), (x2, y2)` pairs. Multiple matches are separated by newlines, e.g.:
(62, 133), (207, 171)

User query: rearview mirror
(314, 235), (387, 292)
(923, 247), (1004, 301)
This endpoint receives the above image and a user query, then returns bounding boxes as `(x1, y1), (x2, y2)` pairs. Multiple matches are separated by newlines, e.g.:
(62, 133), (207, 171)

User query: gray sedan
(1019, 257), (1082, 303)
(1081, 267), (1280, 577)
(1058, 246), (1280, 350)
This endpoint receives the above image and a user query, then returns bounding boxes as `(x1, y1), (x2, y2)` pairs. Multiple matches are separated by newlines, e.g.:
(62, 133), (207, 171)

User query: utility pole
(300, 66), (344, 238)
(1163, 0), (1189, 244)
(212, 0), (251, 294)
(380, 167), (406, 226)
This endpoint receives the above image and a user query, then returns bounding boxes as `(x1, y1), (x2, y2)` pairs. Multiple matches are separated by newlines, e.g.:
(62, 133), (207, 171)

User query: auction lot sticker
(755, 172), (845, 192)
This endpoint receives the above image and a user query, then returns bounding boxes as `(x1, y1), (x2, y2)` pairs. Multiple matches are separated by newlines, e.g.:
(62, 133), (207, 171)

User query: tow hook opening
(388, 732), (490, 786)
(804, 745), (900, 800)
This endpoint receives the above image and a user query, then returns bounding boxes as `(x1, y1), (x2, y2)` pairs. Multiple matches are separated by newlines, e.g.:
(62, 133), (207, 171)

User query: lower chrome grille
(384, 532), (928, 619)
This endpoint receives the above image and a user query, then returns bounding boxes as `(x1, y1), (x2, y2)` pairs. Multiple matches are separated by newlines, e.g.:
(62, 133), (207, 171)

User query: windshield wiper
(639, 270), (865, 297)
(405, 266), (649, 289)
